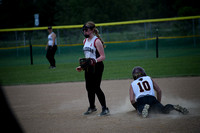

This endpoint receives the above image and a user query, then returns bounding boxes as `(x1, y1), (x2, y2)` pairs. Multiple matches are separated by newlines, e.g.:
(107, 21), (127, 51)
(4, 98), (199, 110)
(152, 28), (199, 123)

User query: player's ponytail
(94, 28), (106, 48)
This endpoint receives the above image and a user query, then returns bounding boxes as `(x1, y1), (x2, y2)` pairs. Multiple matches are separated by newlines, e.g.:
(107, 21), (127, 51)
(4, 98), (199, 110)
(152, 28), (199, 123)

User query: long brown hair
(85, 21), (106, 48)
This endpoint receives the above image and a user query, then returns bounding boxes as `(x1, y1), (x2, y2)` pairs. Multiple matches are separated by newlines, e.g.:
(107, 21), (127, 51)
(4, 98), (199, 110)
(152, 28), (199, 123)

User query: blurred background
(0, 0), (200, 85)
(0, 0), (200, 28)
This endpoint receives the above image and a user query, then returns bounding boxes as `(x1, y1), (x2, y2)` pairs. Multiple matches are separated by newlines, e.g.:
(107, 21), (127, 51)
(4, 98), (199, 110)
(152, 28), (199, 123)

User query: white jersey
(48, 32), (57, 46)
(131, 76), (155, 101)
(83, 36), (99, 59)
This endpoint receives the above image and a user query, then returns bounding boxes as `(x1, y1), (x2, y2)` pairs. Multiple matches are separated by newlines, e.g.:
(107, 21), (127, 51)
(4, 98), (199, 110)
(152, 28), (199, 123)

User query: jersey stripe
(83, 38), (87, 45)
(94, 38), (99, 48)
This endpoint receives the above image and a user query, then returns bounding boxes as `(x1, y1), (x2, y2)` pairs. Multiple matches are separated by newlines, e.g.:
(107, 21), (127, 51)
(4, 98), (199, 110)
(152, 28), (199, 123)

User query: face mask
(82, 24), (95, 38)
(84, 34), (90, 38)
(82, 24), (94, 32)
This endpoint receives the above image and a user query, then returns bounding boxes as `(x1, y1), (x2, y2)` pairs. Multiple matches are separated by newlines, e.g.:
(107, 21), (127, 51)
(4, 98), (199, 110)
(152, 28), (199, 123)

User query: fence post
(57, 29), (60, 55)
(106, 29), (110, 42)
(29, 31), (33, 65)
(192, 19), (196, 47)
(156, 28), (159, 58)
(15, 31), (19, 56)
(23, 32), (26, 46)
(144, 23), (148, 49)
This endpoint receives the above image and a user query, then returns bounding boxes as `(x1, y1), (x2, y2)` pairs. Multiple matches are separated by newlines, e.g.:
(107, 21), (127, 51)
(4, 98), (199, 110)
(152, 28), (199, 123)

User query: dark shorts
(137, 95), (163, 114)
(136, 95), (174, 114)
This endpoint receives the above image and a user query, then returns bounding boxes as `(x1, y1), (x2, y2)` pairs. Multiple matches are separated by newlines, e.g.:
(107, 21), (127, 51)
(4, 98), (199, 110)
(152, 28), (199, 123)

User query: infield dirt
(3, 77), (200, 133)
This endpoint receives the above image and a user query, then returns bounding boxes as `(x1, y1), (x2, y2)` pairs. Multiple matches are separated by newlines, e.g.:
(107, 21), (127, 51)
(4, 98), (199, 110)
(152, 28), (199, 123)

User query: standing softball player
(46, 26), (57, 69)
(129, 66), (189, 118)
(76, 21), (109, 116)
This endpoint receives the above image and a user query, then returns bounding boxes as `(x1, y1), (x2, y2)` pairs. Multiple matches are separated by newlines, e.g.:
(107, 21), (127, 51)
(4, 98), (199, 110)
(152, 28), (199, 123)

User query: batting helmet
(132, 66), (147, 80)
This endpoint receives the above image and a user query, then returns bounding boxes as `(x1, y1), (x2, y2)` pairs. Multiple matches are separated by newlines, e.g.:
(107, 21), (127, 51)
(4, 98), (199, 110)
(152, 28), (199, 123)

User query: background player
(46, 26), (57, 69)
(129, 66), (189, 118)
(76, 21), (109, 116)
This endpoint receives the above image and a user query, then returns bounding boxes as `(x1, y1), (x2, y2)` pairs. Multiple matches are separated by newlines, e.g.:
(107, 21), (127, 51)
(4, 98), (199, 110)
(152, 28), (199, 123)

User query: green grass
(0, 38), (200, 85)
(0, 63), (84, 85)
(103, 55), (200, 79)
(0, 55), (200, 86)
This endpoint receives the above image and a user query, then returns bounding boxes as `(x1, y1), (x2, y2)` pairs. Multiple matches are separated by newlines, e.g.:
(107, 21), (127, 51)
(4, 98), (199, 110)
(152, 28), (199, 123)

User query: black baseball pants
(84, 61), (107, 109)
(137, 95), (174, 114)
(46, 45), (57, 67)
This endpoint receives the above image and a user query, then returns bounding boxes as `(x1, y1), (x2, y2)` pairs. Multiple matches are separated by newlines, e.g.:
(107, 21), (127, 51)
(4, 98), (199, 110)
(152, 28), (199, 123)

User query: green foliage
(1, 0), (200, 28)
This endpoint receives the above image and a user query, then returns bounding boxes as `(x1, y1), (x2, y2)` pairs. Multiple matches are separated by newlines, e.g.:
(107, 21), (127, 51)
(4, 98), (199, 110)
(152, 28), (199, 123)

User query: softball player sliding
(76, 21), (109, 116)
(46, 26), (57, 69)
(129, 66), (189, 118)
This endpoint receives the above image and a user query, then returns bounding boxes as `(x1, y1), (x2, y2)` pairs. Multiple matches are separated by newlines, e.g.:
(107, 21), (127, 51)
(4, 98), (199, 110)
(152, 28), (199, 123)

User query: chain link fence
(0, 16), (200, 66)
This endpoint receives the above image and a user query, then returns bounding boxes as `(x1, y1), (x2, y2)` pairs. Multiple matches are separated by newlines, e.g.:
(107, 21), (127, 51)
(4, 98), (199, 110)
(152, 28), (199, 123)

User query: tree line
(0, 0), (199, 29)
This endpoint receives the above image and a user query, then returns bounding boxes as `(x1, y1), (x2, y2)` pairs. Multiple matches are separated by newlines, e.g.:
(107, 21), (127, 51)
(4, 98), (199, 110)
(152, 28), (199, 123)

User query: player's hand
(90, 58), (97, 66)
(76, 66), (82, 72)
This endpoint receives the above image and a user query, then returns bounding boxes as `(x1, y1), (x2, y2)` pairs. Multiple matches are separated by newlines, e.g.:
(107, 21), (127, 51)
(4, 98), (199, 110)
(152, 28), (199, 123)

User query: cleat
(51, 66), (56, 69)
(173, 105), (189, 115)
(49, 66), (56, 69)
(99, 108), (110, 116)
(142, 104), (150, 118)
(83, 107), (97, 115)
